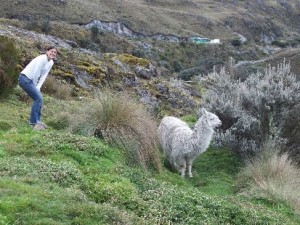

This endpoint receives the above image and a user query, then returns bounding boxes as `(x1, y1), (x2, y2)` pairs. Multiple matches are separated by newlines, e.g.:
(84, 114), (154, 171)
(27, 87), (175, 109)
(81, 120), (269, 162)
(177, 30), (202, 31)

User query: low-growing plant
(85, 174), (139, 207)
(0, 156), (82, 187)
(139, 180), (291, 224)
(0, 121), (12, 131)
(0, 36), (20, 98)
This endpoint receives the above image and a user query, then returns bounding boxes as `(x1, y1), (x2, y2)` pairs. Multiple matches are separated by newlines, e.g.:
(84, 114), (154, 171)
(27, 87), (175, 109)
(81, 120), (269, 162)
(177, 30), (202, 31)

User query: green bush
(90, 25), (99, 41)
(271, 40), (289, 48)
(178, 58), (223, 80)
(231, 39), (242, 46)
(0, 36), (20, 98)
(41, 20), (52, 34)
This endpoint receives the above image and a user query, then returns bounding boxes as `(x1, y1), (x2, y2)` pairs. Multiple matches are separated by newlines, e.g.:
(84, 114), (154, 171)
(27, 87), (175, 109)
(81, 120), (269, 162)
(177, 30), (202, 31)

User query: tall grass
(236, 141), (300, 214)
(69, 92), (162, 172)
(42, 75), (72, 100)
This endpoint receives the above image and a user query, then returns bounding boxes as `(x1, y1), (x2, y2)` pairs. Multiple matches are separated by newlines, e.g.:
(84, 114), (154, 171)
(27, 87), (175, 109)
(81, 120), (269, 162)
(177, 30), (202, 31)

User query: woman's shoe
(32, 121), (47, 130)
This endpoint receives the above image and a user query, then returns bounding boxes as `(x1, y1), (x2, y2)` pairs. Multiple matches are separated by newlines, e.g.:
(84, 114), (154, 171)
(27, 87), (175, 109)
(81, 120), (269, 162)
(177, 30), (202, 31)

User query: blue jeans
(18, 74), (43, 125)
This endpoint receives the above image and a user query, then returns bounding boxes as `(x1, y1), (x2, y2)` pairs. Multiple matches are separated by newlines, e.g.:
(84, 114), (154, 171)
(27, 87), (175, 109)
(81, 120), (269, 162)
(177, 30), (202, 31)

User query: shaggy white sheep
(158, 108), (221, 177)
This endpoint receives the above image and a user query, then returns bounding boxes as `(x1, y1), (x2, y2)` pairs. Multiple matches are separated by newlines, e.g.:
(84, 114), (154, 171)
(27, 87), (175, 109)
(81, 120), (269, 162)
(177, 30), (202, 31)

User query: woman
(18, 46), (57, 130)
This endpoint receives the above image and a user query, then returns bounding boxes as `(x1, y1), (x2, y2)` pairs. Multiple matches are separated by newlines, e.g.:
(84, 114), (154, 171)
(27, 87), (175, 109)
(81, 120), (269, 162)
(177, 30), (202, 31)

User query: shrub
(77, 38), (100, 52)
(69, 93), (162, 172)
(173, 60), (182, 72)
(231, 39), (242, 47)
(201, 61), (300, 159)
(132, 47), (146, 58)
(41, 75), (72, 99)
(178, 67), (205, 81)
(0, 36), (20, 98)
(236, 142), (300, 214)
(90, 25), (99, 41)
(23, 20), (40, 32)
(271, 40), (289, 48)
(178, 58), (223, 81)
(41, 20), (52, 34)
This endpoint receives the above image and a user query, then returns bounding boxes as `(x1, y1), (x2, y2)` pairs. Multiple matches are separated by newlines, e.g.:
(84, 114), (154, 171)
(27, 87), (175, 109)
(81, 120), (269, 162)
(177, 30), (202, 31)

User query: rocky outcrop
(85, 20), (187, 42)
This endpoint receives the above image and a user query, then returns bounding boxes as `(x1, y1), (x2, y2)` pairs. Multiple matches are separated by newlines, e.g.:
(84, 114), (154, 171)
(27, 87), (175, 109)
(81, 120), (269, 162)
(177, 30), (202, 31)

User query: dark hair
(45, 46), (57, 51)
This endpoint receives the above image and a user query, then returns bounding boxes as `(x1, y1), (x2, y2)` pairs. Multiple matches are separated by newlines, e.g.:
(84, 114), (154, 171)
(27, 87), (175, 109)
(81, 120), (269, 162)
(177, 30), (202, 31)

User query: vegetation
(0, 36), (20, 98)
(0, 90), (299, 224)
(236, 141), (300, 215)
(65, 92), (162, 172)
(0, 4), (299, 222)
(1, 0), (300, 43)
(201, 61), (300, 162)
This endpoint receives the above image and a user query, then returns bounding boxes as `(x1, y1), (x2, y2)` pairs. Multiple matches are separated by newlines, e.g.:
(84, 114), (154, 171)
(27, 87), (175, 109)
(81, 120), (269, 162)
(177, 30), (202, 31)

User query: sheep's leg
(177, 160), (186, 178)
(178, 163), (186, 177)
(187, 159), (193, 177)
(179, 166), (185, 177)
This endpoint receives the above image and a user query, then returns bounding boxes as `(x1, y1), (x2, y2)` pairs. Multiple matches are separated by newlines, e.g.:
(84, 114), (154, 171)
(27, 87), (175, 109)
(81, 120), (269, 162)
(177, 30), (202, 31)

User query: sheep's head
(200, 108), (222, 128)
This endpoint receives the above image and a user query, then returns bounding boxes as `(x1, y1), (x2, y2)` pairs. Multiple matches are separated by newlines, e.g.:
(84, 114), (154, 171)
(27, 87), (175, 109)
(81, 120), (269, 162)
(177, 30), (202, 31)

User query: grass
(0, 90), (299, 224)
(191, 148), (241, 196)
(236, 146), (300, 215)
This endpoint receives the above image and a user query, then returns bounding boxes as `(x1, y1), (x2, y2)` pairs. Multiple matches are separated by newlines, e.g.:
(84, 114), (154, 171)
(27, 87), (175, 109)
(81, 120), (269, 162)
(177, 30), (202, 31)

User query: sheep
(158, 108), (221, 177)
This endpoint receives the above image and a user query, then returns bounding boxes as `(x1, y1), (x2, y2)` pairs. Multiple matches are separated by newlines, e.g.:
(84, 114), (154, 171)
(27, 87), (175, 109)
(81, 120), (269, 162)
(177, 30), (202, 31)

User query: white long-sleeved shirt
(21, 54), (54, 90)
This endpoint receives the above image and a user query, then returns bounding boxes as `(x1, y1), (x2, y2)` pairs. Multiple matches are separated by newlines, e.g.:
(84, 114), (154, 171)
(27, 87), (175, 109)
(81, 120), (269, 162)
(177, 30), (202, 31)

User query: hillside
(0, 89), (299, 224)
(1, 0), (300, 42)
(0, 1), (300, 223)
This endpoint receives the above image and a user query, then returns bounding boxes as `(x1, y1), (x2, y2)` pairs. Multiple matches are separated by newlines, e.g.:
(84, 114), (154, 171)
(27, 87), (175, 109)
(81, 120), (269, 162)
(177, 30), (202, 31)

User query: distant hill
(1, 0), (300, 42)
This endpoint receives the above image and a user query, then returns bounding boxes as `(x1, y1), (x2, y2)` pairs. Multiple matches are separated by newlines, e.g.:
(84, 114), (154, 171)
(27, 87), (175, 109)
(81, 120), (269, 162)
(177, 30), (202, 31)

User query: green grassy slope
(0, 90), (299, 224)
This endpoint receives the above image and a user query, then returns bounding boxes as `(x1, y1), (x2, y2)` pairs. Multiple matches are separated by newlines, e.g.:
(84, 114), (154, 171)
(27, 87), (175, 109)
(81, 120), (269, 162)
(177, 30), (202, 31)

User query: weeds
(236, 142), (300, 214)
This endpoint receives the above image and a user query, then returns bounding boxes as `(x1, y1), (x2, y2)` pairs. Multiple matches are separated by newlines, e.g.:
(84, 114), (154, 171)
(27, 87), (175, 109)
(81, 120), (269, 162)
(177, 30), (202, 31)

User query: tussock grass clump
(236, 143), (300, 214)
(42, 75), (72, 99)
(70, 93), (162, 172)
